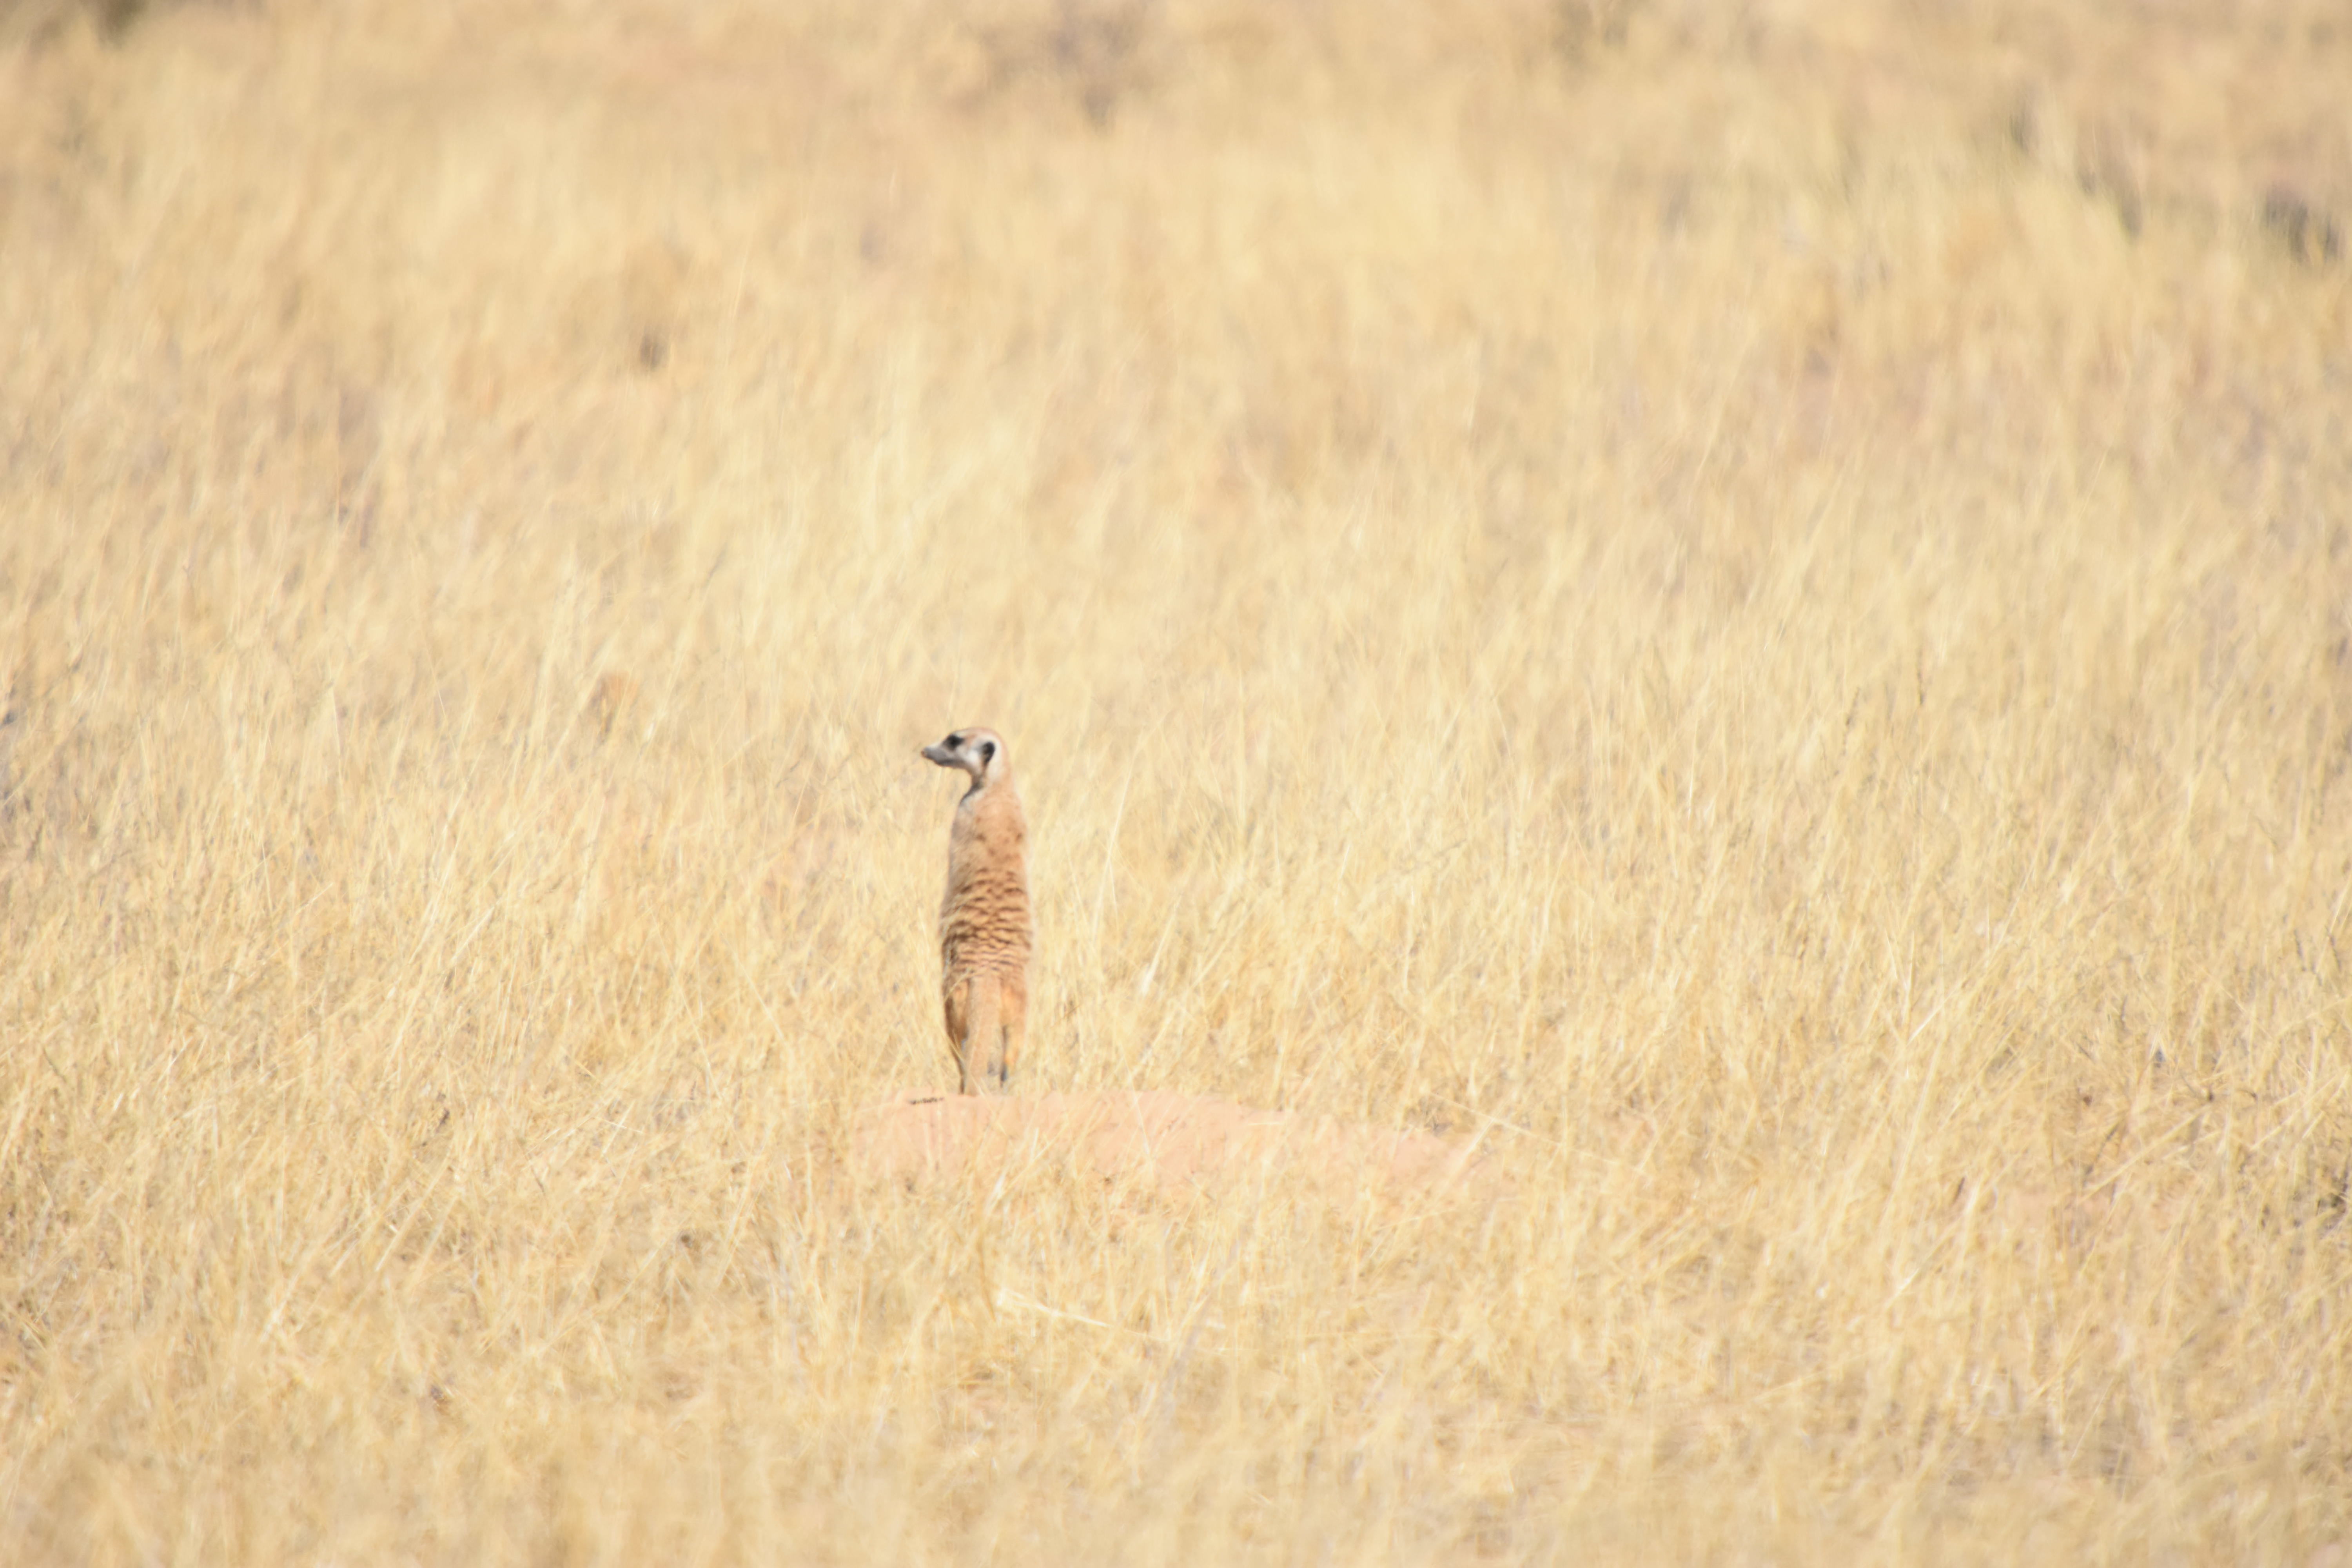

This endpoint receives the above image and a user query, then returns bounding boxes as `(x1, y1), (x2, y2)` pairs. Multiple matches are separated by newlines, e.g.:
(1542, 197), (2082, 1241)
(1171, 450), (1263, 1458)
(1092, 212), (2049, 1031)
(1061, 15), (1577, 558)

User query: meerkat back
(918, 728), (1032, 1093)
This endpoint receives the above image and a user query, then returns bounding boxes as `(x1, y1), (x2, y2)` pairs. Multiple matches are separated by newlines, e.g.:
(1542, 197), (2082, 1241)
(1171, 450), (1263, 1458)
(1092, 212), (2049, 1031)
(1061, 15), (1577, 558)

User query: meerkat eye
(945, 732), (963, 748)
(980, 740), (996, 763)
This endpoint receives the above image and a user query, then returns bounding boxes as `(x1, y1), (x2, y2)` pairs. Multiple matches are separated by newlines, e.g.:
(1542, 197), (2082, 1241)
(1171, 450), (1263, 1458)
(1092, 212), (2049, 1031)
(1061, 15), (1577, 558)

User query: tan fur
(920, 728), (1032, 1094)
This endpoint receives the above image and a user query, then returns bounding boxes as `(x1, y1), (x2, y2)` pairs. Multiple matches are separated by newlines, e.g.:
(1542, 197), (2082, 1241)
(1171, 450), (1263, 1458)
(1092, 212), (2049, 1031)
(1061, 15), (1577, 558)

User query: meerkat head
(920, 727), (1009, 789)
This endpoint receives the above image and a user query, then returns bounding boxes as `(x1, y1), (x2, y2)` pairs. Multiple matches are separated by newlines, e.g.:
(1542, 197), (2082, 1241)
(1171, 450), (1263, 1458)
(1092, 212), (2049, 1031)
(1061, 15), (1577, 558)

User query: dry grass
(3, 0), (2351, 1561)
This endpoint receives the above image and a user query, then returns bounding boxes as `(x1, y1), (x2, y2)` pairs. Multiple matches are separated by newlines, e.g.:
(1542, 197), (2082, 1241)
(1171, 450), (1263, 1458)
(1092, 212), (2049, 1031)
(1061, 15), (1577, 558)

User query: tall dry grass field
(4, 0), (2350, 1560)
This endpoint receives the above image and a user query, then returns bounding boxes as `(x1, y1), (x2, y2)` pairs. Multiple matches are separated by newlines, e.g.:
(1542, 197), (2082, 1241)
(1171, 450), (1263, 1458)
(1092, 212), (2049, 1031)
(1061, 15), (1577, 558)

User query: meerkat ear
(980, 740), (996, 764)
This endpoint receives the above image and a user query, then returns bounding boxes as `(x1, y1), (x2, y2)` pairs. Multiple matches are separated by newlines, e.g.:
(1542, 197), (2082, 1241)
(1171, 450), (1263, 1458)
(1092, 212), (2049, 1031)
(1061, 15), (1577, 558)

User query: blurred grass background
(2, 0), (2349, 1561)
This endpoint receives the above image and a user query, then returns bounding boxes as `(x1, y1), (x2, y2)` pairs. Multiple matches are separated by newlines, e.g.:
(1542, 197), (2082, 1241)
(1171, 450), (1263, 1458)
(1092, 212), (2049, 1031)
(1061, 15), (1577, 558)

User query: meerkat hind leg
(943, 978), (974, 1096)
(995, 972), (1027, 1089)
(958, 976), (1005, 1096)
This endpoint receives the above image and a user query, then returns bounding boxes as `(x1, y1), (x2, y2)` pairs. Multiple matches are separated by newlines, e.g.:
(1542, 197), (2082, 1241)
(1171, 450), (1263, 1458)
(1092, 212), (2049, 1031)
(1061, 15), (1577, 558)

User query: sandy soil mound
(853, 1089), (1497, 1204)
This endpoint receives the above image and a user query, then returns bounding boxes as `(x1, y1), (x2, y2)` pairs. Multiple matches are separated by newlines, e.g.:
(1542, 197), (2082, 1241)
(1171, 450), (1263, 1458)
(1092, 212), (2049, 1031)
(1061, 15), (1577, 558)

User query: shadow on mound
(854, 1089), (1501, 1206)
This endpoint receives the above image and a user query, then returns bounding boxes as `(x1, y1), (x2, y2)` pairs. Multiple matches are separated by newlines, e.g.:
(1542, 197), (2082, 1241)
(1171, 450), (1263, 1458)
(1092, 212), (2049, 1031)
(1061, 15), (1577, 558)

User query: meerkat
(920, 727), (1033, 1094)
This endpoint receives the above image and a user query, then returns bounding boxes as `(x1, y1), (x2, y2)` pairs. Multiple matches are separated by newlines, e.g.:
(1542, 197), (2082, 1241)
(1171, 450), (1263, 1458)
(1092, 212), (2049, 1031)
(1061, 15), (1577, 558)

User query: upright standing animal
(919, 727), (1032, 1094)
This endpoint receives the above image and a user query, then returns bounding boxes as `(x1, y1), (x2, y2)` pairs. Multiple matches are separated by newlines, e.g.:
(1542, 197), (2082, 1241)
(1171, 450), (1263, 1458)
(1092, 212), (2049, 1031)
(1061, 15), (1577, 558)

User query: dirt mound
(853, 1089), (1496, 1204)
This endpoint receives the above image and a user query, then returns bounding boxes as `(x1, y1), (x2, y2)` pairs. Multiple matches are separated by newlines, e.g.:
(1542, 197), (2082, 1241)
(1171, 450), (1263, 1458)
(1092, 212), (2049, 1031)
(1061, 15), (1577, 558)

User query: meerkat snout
(921, 727), (1031, 1094)
(920, 729), (1002, 786)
